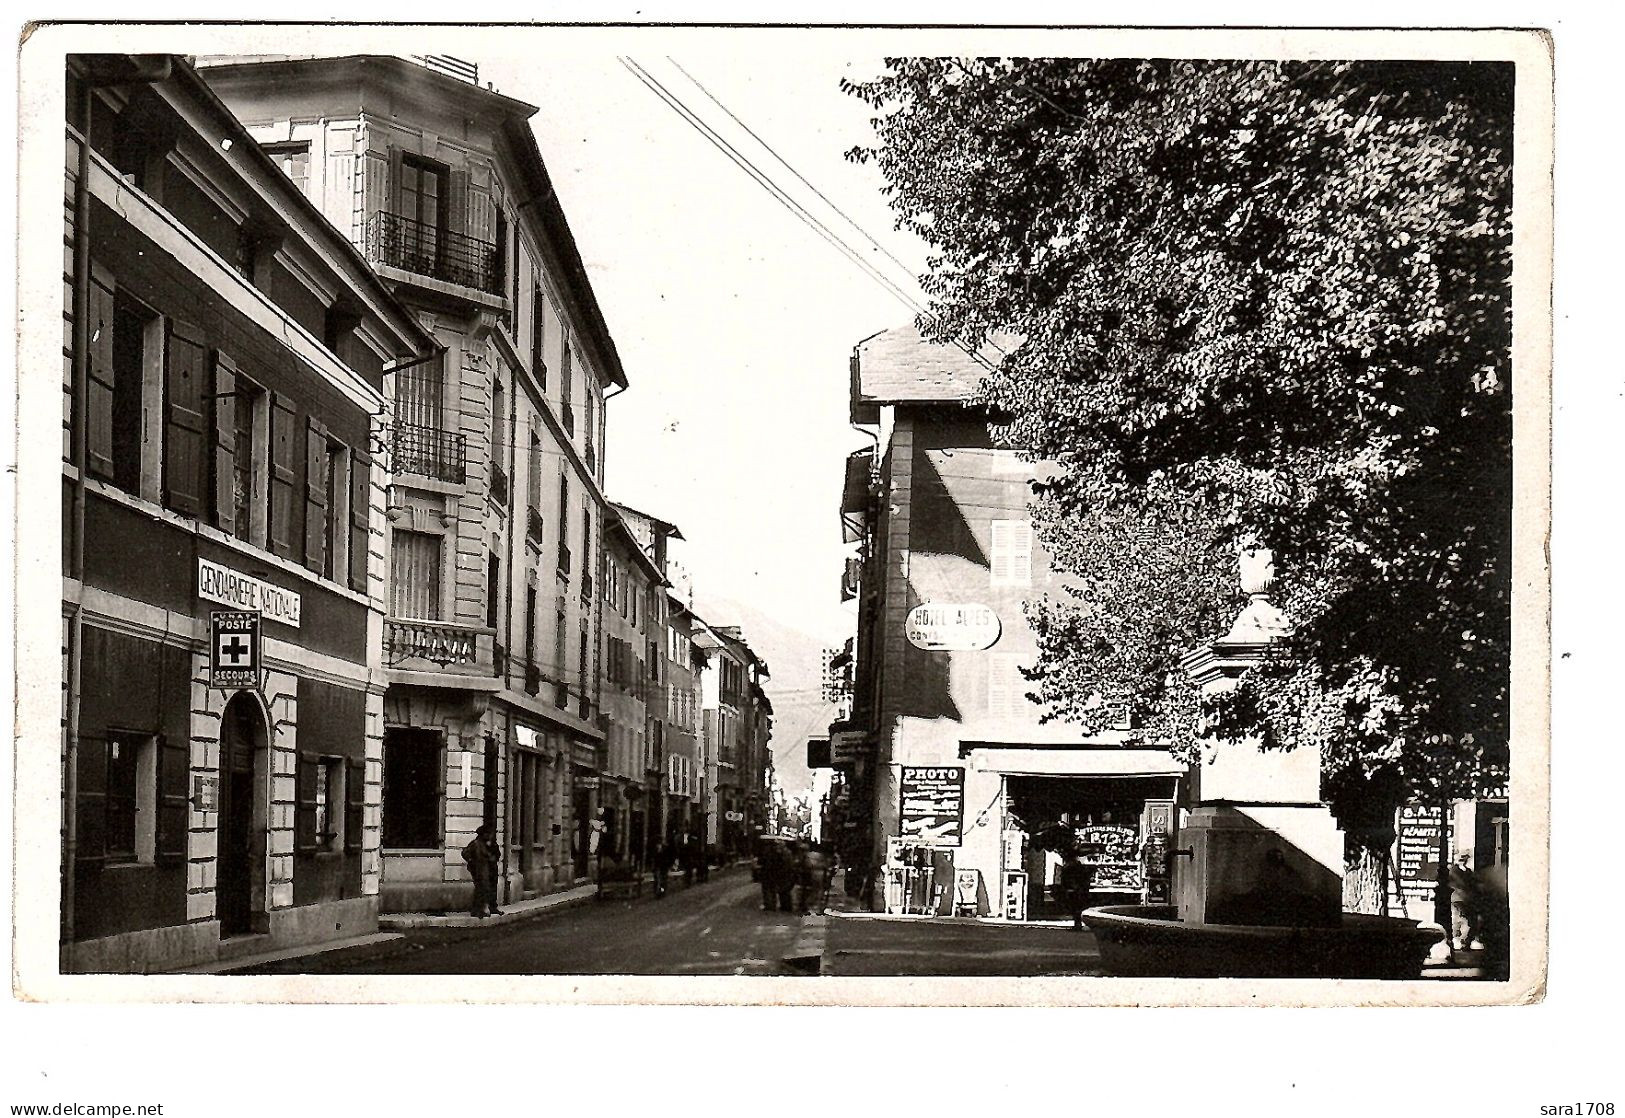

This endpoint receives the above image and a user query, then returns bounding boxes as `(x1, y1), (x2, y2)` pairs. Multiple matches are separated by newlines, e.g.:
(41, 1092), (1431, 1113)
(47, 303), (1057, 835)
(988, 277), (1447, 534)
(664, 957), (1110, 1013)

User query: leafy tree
(846, 58), (1513, 910)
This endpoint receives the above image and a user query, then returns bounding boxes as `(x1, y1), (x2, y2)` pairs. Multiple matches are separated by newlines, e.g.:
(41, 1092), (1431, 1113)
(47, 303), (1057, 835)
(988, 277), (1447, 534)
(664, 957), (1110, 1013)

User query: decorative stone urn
(1080, 549), (1441, 979)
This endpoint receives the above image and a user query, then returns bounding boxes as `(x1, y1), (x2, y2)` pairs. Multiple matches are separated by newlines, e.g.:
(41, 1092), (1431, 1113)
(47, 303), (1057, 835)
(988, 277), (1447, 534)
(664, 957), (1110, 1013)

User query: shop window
(382, 727), (443, 849)
(990, 519), (1033, 587)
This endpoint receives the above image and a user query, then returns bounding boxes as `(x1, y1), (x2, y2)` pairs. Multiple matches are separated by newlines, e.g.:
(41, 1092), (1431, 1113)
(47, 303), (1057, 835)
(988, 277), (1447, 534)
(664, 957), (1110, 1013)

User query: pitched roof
(852, 323), (1006, 411)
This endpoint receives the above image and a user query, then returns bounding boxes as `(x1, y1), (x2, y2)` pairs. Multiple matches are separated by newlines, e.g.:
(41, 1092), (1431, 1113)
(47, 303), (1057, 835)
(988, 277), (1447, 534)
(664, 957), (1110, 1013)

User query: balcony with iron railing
(365, 210), (502, 296)
(584, 441), (597, 476)
(581, 572), (593, 603)
(393, 422), (467, 485)
(526, 507), (544, 548)
(557, 542), (572, 576)
(385, 618), (496, 680)
(490, 461), (509, 507)
(561, 401), (575, 436)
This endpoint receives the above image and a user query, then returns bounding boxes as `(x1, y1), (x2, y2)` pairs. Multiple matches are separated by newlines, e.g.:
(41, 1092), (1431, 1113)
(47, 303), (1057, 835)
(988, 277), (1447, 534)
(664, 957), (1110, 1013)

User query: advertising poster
(898, 765), (965, 846)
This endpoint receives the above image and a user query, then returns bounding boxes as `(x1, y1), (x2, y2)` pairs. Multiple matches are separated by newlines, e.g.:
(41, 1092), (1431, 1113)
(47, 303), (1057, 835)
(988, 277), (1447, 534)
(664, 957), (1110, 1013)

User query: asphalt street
(241, 866), (808, 976)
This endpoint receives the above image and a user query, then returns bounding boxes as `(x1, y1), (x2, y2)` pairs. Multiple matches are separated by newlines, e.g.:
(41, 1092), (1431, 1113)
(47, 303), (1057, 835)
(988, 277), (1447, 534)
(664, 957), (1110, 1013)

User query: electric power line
(618, 57), (936, 334)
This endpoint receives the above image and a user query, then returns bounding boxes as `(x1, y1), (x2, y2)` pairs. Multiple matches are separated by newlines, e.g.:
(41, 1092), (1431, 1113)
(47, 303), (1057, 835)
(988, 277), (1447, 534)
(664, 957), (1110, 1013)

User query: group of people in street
(756, 836), (835, 916)
(650, 830), (709, 898)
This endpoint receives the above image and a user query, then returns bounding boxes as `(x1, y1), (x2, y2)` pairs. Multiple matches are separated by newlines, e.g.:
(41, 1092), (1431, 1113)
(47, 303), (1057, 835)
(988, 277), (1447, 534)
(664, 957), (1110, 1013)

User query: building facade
(600, 506), (663, 865)
(830, 325), (1185, 918)
(202, 55), (624, 911)
(694, 622), (773, 857)
(62, 54), (432, 971)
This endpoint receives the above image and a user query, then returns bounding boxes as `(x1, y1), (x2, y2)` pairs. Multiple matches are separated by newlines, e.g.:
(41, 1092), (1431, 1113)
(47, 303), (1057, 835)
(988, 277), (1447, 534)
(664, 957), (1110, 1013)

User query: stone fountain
(1081, 550), (1441, 979)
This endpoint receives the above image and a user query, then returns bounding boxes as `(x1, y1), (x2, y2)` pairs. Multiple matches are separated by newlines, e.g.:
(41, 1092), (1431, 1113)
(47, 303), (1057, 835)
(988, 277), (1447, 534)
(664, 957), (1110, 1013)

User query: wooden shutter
(344, 756), (365, 853)
(268, 394), (298, 558)
(75, 735), (108, 863)
(295, 752), (318, 853)
(210, 354), (236, 530)
(156, 734), (189, 863)
(164, 320), (208, 517)
(84, 263), (117, 480)
(303, 419), (328, 573)
(348, 447), (371, 593)
(448, 167), (469, 237)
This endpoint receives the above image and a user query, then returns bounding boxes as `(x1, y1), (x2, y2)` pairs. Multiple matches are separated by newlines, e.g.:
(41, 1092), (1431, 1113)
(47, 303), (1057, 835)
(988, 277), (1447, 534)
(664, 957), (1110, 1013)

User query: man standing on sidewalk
(463, 824), (503, 919)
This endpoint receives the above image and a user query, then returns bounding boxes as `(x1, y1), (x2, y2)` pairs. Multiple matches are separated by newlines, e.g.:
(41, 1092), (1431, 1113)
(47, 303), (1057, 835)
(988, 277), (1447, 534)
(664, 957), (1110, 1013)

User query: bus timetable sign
(210, 611), (261, 689)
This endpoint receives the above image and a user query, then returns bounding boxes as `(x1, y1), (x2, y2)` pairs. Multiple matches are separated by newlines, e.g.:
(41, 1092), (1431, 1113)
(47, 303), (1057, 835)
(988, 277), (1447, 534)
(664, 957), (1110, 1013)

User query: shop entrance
(1004, 775), (1177, 919)
(572, 776), (592, 879)
(217, 692), (268, 937)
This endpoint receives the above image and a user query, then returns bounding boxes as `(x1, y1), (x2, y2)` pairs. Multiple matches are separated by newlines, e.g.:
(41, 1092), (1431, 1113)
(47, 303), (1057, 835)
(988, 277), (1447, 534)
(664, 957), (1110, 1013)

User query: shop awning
(968, 746), (1185, 779)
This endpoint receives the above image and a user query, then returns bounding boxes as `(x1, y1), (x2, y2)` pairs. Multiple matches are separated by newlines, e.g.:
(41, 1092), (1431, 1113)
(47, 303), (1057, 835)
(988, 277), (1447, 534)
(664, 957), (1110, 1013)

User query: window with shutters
(103, 731), (157, 864)
(297, 753), (344, 853)
(108, 296), (153, 496)
(989, 518), (1034, 587)
(212, 365), (267, 546)
(560, 339), (574, 433)
(987, 652), (1028, 719)
(526, 422), (543, 548)
(322, 441), (347, 581)
(554, 607), (568, 708)
(523, 584), (539, 694)
(530, 287), (546, 390)
(557, 474), (571, 576)
(389, 529), (442, 621)
(262, 141), (310, 197)
(162, 320), (209, 518)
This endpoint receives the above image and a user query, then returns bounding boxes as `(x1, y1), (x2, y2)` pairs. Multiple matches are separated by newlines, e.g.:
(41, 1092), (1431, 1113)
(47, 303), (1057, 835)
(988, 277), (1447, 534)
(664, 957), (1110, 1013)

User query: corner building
(62, 55), (433, 971)
(835, 326), (1185, 919)
(202, 55), (624, 911)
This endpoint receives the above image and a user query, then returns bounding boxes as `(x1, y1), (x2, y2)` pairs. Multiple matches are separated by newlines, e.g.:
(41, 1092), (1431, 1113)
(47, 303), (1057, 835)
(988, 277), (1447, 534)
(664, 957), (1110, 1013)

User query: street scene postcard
(12, 21), (1552, 1009)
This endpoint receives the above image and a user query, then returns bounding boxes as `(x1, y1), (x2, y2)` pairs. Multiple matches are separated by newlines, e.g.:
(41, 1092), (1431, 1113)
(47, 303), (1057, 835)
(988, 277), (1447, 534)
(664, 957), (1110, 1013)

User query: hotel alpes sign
(197, 557), (302, 628)
(905, 602), (1001, 651)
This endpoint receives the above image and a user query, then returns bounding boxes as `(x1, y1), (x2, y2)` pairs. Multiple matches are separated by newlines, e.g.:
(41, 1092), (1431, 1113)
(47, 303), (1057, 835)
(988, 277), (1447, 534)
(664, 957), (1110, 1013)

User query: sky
(479, 45), (931, 648)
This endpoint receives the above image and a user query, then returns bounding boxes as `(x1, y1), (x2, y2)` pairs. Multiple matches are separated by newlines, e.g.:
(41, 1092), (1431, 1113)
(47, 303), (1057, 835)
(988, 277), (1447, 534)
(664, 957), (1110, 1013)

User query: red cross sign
(210, 611), (261, 689)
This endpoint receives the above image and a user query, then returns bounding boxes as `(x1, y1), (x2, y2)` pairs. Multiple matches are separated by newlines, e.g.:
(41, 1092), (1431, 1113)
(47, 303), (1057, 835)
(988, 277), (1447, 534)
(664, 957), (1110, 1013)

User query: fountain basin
(1081, 904), (1443, 979)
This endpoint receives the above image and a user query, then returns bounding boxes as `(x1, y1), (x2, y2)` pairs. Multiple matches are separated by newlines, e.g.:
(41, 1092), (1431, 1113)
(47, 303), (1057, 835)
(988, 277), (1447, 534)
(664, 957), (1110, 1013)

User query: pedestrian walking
(462, 823), (503, 919)
(1448, 853), (1483, 951)
(687, 831), (708, 884)
(757, 838), (783, 911)
(778, 840), (802, 914)
(1058, 848), (1094, 930)
(652, 840), (672, 898)
(801, 843), (832, 915)
(681, 831), (697, 889)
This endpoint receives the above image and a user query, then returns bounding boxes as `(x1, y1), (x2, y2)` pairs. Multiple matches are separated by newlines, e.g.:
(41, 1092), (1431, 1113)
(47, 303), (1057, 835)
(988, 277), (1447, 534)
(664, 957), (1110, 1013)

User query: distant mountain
(691, 592), (842, 795)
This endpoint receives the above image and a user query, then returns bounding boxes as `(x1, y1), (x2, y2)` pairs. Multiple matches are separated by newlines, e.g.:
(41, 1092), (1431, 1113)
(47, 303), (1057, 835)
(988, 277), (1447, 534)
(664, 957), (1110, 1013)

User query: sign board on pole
(830, 730), (870, 766)
(209, 610), (261, 690)
(1396, 803), (1452, 905)
(898, 766), (965, 846)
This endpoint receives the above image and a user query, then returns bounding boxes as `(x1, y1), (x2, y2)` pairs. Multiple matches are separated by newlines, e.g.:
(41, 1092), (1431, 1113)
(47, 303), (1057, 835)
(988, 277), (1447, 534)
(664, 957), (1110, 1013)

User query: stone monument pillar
(1175, 550), (1344, 927)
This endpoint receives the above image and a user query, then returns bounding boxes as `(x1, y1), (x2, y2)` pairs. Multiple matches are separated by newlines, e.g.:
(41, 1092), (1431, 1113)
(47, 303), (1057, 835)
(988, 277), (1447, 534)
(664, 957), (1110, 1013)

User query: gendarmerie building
(62, 54), (433, 972)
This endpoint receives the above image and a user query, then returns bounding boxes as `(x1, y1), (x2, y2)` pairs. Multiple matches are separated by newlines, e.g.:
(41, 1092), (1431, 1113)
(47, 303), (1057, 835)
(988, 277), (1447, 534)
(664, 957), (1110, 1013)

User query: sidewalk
(382, 859), (746, 931)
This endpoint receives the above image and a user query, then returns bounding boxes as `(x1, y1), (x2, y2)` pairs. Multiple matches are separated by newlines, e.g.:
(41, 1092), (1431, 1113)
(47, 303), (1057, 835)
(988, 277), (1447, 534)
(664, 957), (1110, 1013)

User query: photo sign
(209, 610), (261, 690)
(899, 765), (965, 846)
(904, 602), (1001, 651)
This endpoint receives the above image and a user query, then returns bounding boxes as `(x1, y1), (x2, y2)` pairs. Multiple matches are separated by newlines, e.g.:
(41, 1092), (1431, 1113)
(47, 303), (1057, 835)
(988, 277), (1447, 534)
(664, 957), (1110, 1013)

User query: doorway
(217, 692), (268, 936)
(572, 777), (592, 879)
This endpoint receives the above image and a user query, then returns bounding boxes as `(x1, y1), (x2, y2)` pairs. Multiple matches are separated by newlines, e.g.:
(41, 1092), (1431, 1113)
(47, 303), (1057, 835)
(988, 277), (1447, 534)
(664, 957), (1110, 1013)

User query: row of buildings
(61, 52), (773, 973)
(814, 325), (1511, 923)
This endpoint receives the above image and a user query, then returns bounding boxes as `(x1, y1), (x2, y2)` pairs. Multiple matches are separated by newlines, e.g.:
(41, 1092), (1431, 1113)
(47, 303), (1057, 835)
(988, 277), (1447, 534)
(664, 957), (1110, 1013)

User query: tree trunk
(1342, 839), (1387, 915)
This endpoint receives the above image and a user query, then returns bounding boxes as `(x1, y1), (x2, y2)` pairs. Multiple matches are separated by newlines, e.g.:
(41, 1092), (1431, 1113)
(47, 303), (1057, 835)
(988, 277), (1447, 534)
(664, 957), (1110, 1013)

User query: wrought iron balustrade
(554, 680), (569, 709)
(557, 542), (572, 576)
(393, 422), (467, 484)
(526, 507), (544, 547)
(524, 663), (542, 695)
(366, 210), (502, 295)
(561, 401), (575, 436)
(490, 462), (509, 506)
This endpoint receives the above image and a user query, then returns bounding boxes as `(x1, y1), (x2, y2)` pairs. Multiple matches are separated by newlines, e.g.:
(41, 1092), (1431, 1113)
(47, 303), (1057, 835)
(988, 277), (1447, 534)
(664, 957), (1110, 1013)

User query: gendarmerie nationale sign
(197, 556), (302, 628)
(209, 610), (261, 690)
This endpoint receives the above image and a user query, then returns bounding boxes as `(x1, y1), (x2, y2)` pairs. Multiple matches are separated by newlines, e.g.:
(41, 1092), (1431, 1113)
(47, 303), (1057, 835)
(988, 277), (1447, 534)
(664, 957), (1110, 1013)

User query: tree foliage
(846, 59), (1514, 844)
